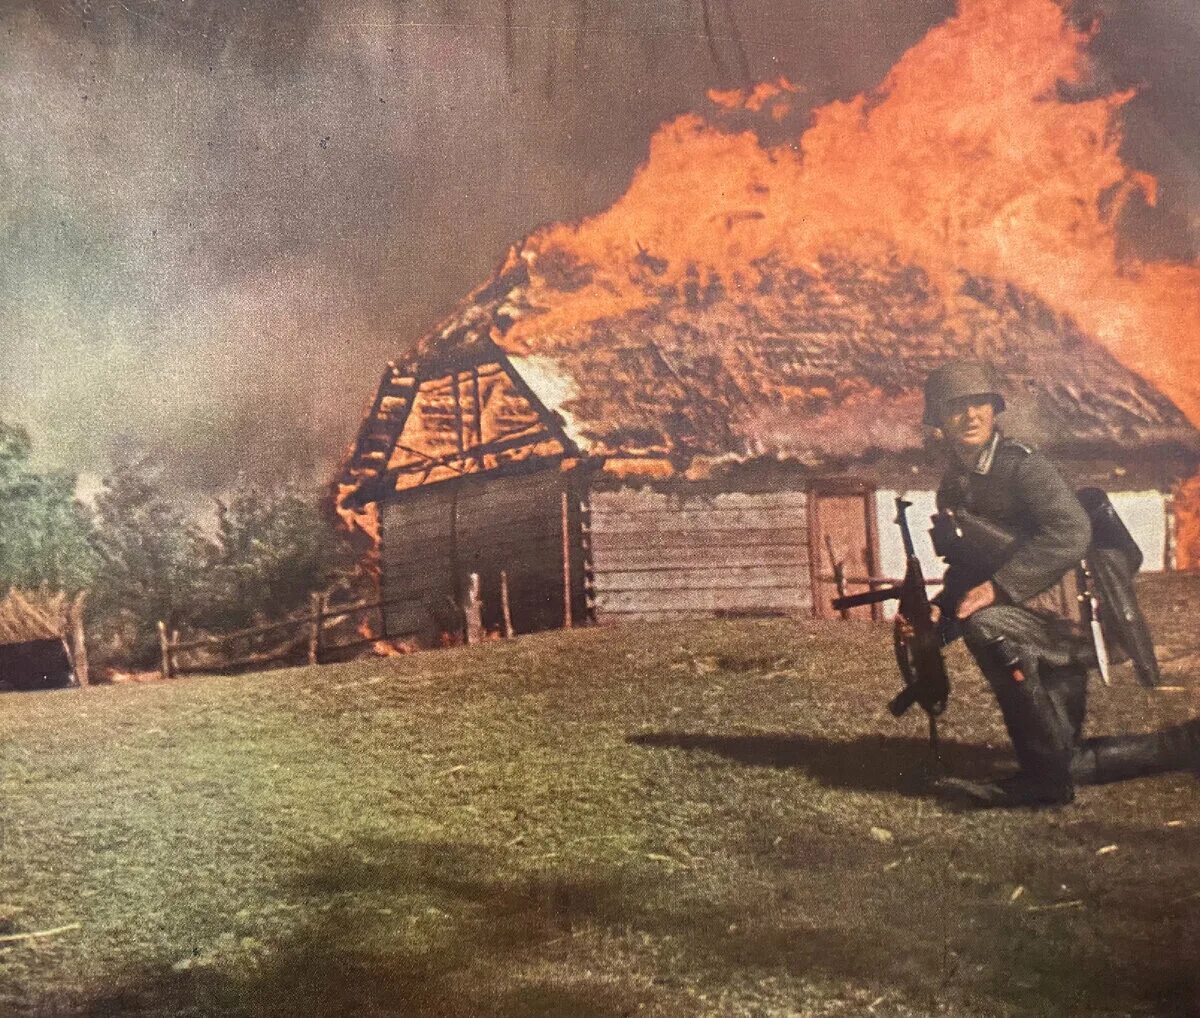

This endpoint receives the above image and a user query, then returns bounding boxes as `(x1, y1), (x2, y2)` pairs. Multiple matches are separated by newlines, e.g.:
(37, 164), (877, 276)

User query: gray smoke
(0, 0), (1193, 494)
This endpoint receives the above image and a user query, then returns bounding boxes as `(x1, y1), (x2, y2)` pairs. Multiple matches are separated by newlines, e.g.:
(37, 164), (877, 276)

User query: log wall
(589, 489), (812, 620)
(382, 468), (584, 644)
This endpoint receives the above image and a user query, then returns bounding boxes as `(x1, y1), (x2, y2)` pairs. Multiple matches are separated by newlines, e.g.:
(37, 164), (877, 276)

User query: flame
(1174, 476), (1200, 569)
(335, 482), (380, 542)
(105, 669), (162, 684)
(353, 617), (413, 657)
(708, 77), (800, 117)
(509, 0), (1199, 414)
(371, 639), (412, 657)
(495, 0), (1199, 564)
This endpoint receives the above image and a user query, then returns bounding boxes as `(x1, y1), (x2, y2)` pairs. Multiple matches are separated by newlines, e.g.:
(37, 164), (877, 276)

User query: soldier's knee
(960, 605), (1017, 651)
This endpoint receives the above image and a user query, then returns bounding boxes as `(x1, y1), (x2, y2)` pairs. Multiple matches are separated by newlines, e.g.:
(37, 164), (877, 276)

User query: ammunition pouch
(930, 509), (1016, 575)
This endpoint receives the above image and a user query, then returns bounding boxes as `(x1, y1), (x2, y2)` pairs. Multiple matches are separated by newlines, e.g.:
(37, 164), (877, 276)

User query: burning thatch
(368, 250), (1199, 478)
(340, 0), (1200, 530)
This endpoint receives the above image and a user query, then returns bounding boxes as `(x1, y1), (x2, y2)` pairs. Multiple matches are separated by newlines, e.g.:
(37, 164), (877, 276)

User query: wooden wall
(381, 468), (584, 645)
(589, 489), (812, 620)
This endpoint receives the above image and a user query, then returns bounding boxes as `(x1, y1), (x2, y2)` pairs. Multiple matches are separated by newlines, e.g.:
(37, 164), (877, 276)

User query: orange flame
(355, 617), (413, 657)
(370, 639), (412, 657)
(498, 0), (1200, 564)
(1174, 475), (1200, 569)
(510, 0), (1199, 411)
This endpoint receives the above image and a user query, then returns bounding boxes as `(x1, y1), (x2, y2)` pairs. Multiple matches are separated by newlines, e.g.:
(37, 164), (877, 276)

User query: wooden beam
(472, 364), (485, 458)
(69, 592), (89, 687)
(157, 621), (172, 680)
(343, 362), (420, 499)
(175, 635), (306, 676)
(494, 350), (580, 455)
(862, 484), (883, 622)
(450, 370), (466, 466)
(388, 428), (556, 477)
(561, 488), (574, 628)
(308, 592), (323, 666)
(384, 451), (569, 504)
(500, 570), (514, 638)
(464, 572), (483, 645)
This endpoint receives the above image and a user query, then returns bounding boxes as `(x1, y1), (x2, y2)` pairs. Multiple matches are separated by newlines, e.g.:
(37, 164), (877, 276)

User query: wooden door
(809, 481), (880, 620)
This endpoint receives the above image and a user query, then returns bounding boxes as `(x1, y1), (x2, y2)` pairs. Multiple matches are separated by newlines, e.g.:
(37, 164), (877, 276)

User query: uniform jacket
(936, 432), (1092, 618)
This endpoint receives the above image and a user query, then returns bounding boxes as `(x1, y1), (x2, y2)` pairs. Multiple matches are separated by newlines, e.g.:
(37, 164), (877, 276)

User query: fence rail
(157, 592), (423, 679)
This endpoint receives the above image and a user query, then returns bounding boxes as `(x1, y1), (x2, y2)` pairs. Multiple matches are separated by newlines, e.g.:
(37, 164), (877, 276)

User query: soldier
(924, 359), (1200, 808)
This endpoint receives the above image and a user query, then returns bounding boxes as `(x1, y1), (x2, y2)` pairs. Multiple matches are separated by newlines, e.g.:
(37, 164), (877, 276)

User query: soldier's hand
(956, 581), (997, 619)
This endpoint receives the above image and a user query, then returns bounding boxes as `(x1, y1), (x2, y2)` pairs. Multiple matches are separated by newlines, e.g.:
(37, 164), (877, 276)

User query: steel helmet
(922, 360), (1007, 427)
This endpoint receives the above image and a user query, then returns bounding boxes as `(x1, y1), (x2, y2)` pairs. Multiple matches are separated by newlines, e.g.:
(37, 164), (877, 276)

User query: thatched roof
(0, 589), (72, 645)
(344, 249), (1200, 498)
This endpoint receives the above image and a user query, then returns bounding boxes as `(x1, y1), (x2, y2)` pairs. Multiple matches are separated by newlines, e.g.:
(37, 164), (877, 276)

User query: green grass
(3, 576), (1200, 1017)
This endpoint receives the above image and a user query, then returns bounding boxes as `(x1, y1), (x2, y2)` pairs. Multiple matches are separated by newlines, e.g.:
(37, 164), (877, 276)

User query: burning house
(338, 0), (1200, 645)
(337, 253), (1200, 645)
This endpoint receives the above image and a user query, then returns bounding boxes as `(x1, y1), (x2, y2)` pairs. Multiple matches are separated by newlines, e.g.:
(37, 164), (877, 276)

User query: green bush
(0, 421), (97, 594)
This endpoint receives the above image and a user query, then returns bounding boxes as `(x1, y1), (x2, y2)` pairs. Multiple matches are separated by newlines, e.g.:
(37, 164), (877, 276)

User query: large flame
(498, 0), (1199, 563)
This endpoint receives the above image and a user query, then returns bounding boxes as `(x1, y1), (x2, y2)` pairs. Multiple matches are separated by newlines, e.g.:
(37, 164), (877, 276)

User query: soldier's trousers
(960, 605), (1090, 788)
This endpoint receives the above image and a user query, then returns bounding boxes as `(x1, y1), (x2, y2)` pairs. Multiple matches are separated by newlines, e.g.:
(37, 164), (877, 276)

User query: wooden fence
(156, 592), (422, 679)
(155, 570), (514, 679)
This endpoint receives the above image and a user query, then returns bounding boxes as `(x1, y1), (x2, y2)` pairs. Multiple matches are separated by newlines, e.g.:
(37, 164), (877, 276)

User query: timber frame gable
(340, 337), (583, 510)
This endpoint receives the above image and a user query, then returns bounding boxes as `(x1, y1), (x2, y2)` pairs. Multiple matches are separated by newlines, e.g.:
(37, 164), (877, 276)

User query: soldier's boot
(1042, 662), (1088, 745)
(1071, 718), (1200, 785)
(936, 771), (1074, 809)
(938, 625), (1075, 809)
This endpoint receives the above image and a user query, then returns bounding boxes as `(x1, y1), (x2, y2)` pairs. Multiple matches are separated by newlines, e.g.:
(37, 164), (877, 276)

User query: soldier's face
(940, 396), (996, 453)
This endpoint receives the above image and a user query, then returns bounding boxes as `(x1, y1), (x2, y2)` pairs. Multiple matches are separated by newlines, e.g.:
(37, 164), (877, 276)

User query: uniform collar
(972, 430), (1001, 475)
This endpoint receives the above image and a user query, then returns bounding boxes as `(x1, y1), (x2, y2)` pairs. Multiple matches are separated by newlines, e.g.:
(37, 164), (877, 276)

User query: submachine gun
(831, 498), (951, 759)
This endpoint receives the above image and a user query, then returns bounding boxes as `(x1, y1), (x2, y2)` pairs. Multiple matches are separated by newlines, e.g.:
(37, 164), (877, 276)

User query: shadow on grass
(70, 841), (648, 1018)
(629, 731), (1011, 793)
(44, 826), (1200, 1018)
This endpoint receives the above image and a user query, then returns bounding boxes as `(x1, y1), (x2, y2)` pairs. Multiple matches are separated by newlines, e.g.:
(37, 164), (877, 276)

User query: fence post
(157, 621), (172, 680)
(309, 592), (324, 665)
(464, 572), (483, 645)
(499, 570), (514, 639)
(69, 592), (90, 687)
(561, 489), (573, 628)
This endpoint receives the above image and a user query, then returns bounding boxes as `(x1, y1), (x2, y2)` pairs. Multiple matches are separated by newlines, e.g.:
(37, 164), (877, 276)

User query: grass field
(3, 576), (1200, 1018)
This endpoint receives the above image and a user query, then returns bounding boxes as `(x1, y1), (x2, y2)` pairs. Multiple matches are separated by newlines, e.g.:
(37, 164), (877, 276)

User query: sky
(1, 0), (1197, 496)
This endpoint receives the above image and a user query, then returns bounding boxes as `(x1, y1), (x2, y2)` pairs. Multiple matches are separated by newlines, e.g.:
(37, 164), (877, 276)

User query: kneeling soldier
(923, 359), (1200, 808)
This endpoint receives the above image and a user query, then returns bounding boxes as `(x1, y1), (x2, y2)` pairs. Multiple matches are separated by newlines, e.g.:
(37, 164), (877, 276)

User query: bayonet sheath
(1091, 615), (1112, 686)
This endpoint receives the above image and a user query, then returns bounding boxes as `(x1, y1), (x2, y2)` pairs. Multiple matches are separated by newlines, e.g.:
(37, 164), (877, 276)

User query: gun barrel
(831, 586), (901, 611)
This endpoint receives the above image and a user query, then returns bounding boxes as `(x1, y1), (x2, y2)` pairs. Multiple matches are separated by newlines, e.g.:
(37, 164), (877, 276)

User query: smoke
(0, 0), (1194, 492)
(1076, 0), (1200, 262)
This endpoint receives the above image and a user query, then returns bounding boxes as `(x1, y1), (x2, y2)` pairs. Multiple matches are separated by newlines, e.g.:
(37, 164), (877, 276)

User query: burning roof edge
(504, 354), (591, 451)
(344, 250), (1200, 496)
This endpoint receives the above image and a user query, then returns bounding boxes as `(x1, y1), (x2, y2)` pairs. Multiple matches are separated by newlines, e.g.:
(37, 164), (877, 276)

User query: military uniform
(935, 431), (1093, 799)
(924, 360), (1200, 808)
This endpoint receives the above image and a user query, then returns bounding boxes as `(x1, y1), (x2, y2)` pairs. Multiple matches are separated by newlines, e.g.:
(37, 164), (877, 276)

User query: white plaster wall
(1105, 491), (1168, 572)
(874, 490), (944, 619)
